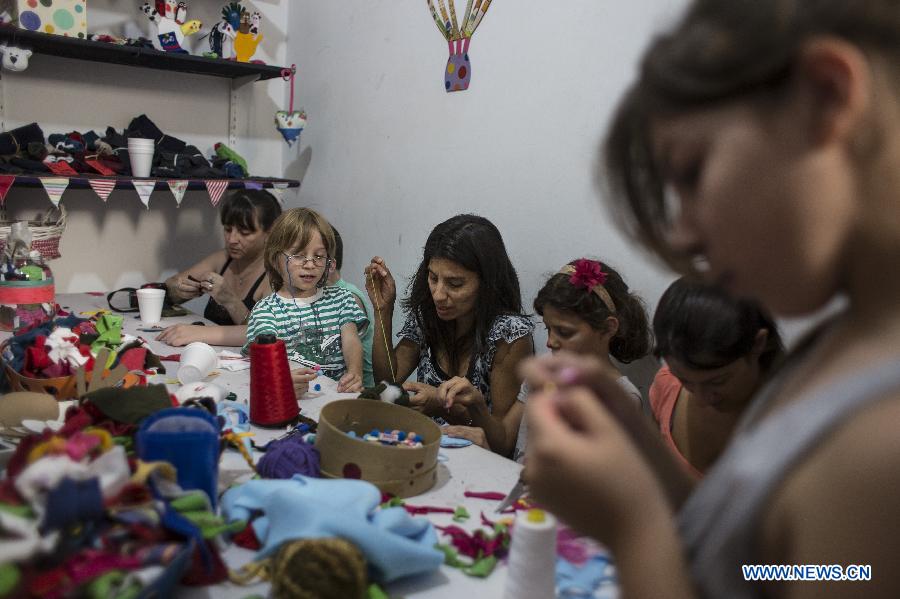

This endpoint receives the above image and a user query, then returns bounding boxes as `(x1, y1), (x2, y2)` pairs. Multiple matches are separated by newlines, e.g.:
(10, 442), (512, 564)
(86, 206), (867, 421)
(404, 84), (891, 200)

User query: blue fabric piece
(41, 477), (104, 532)
(556, 554), (616, 598)
(221, 475), (444, 583)
(136, 408), (221, 509)
(440, 435), (473, 448)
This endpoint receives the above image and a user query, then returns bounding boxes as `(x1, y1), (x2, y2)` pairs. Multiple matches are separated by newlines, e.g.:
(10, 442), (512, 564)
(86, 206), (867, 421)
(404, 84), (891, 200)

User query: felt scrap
(0, 174), (14, 205)
(367, 584), (390, 599)
(90, 314), (124, 356)
(0, 563), (20, 596)
(84, 384), (173, 424)
(556, 554), (617, 598)
(463, 490), (506, 501)
(436, 522), (510, 562)
(453, 506), (470, 522)
(232, 522), (262, 550)
(401, 504), (455, 516)
(436, 544), (499, 578)
(118, 347), (148, 372)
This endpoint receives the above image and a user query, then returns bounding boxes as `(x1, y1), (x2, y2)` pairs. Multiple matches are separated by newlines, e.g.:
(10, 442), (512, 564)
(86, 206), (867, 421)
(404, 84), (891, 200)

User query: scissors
(495, 472), (527, 513)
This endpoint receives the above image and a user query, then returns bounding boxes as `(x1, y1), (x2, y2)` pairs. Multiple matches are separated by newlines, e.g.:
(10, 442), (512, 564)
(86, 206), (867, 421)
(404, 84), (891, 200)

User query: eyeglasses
(283, 253), (328, 267)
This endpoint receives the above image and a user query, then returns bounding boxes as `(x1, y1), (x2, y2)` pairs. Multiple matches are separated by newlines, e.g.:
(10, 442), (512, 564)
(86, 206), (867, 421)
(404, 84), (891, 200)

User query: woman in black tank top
(158, 190), (282, 346)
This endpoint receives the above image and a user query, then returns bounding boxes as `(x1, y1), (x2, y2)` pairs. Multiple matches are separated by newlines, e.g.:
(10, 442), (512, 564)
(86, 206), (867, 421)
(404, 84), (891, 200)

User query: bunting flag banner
(243, 181), (263, 190)
(268, 182), (290, 205)
(88, 179), (117, 203)
(168, 180), (189, 207)
(0, 175), (15, 205)
(133, 180), (156, 210)
(205, 179), (229, 207)
(40, 177), (69, 207)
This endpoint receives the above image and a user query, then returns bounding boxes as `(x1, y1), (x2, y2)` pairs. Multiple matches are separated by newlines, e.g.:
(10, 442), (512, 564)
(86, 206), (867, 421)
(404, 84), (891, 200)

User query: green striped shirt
(243, 287), (368, 380)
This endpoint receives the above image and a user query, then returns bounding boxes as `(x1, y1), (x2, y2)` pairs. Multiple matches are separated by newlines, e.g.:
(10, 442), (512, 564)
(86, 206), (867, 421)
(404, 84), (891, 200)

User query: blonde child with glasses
(243, 208), (368, 394)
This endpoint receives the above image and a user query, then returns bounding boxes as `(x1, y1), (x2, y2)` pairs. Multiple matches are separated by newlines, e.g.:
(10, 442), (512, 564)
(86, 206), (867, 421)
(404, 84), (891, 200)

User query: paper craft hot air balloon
(427, 0), (493, 92)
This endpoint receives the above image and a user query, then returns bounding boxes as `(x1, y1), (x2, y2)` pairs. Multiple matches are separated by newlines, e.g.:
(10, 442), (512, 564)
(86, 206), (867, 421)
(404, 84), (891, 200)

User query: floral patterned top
(398, 312), (535, 414)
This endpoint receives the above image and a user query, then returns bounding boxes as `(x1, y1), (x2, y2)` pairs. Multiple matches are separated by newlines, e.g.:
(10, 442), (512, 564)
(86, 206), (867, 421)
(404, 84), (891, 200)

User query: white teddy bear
(0, 44), (32, 72)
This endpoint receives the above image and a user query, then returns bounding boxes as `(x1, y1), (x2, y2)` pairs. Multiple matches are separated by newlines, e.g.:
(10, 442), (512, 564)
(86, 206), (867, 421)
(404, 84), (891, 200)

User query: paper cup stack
(127, 137), (155, 177)
(503, 508), (558, 599)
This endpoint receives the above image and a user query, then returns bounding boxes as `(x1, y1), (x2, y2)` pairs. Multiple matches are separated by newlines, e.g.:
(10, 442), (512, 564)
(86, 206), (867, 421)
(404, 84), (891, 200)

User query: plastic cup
(178, 342), (218, 384)
(128, 138), (155, 177)
(136, 288), (166, 326)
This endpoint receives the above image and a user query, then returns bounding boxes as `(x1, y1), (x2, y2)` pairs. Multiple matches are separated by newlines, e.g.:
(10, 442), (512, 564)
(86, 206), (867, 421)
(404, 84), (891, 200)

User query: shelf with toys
(0, 27), (285, 80)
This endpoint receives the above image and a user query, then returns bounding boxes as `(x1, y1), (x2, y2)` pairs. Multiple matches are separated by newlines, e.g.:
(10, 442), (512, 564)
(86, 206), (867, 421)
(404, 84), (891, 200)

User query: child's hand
(156, 324), (205, 346)
(443, 425), (490, 450)
(364, 256), (397, 308)
(290, 367), (317, 398)
(402, 381), (442, 415)
(337, 371), (363, 393)
(438, 376), (485, 410)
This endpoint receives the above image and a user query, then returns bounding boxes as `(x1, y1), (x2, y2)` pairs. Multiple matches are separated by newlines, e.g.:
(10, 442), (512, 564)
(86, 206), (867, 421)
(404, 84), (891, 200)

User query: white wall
(285, 1), (689, 392)
(2, 0), (290, 292)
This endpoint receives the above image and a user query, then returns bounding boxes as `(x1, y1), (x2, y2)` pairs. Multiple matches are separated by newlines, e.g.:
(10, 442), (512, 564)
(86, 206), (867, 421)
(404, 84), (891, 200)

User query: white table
(47, 294), (526, 598)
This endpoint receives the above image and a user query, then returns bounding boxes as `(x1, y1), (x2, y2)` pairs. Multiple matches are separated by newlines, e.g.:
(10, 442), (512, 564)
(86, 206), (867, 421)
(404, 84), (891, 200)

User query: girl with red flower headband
(511, 258), (652, 461)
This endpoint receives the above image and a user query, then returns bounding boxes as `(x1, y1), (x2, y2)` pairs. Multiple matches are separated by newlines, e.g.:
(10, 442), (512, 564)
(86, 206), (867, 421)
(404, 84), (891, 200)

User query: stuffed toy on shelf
(140, 0), (201, 54)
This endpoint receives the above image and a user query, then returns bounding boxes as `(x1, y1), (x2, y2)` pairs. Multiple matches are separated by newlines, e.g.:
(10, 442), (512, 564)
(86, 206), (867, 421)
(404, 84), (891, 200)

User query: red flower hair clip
(569, 259), (608, 290)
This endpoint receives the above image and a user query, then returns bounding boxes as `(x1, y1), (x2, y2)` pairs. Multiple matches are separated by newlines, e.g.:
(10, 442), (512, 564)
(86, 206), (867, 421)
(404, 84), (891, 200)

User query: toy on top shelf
(233, 9), (262, 63)
(140, 0), (201, 54)
(0, 43), (31, 71)
(207, 1), (242, 59)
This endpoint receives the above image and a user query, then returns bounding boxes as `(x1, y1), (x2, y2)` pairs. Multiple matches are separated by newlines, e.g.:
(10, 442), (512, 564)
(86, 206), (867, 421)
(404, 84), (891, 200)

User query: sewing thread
(249, 334), (299, 427)
(503, 508), (558, 599)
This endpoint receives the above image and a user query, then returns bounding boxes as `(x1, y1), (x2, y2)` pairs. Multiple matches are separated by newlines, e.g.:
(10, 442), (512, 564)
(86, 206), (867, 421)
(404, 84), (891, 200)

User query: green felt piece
(0, 563), (20, 596)
(452, 506), (470, 522)
(366, 583), (390, 599)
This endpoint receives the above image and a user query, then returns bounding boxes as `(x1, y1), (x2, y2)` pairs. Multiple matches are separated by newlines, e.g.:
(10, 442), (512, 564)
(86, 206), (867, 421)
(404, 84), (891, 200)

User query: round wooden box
(315, 399), (442, 498)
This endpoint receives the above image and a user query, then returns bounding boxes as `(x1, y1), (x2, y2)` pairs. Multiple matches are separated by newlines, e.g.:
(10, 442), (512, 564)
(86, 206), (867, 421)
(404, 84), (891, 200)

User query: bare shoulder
(494, 334), (534, 364)
(762, 393), (900, 596)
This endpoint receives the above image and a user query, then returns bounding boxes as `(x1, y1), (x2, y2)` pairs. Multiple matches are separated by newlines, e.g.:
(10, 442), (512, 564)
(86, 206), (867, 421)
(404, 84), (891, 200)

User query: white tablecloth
(46, 294), (525, 598)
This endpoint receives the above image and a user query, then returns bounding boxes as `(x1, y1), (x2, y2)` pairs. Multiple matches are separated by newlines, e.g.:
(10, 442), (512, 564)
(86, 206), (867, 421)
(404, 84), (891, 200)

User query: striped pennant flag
(205, 179), (229, 207)
(0, 175), (15, 206)
(168, 180), (189, 207)
(88, 179), (117, 202)
(133, 180), (156, 209)
(40, 177), (69, 207)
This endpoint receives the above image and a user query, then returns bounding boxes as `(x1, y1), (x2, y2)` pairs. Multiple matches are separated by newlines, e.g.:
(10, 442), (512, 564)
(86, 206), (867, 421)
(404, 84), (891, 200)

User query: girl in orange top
(649, 278), (784, 477)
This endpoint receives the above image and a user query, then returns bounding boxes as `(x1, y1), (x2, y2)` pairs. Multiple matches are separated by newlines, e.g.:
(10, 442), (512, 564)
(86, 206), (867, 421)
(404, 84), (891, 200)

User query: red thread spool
(249, 334), (299, 427)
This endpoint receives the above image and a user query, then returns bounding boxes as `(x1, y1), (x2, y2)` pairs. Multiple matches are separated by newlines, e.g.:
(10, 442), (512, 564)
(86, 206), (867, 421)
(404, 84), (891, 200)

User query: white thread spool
(503, 508), (558, 599)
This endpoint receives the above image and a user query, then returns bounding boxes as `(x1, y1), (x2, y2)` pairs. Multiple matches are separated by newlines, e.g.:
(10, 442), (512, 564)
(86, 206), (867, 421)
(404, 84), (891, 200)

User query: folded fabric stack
(0, 115), (250, 179)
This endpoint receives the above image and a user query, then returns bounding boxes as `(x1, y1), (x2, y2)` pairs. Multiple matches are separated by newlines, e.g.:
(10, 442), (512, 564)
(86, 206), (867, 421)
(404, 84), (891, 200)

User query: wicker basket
(0, 205), (67, 260)
(2, 358), (141, 400)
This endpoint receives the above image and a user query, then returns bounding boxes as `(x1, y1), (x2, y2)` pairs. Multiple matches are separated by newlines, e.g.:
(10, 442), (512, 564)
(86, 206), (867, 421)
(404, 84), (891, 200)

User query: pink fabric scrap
(463, 490), (506, 501)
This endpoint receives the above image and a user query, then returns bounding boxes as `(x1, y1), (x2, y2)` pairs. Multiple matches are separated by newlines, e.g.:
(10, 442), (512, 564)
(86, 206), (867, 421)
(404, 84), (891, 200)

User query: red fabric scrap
(436, 524), (510, 560)
(180, 540), (228, 586)
(118, 347), (148, 371)
(463, 491), (506, 501)
(402, 504), (456, 516)
(232, 523), (262, 550)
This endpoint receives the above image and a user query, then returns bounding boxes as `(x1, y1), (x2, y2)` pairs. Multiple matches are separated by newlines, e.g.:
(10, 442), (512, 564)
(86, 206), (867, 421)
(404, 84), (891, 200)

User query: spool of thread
(502, 508), (558, 599)
(249, 334), (299, 427)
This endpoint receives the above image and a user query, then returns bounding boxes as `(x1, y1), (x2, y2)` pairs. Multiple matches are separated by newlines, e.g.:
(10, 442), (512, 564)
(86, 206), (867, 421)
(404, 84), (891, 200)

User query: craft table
(43, 294), (529, 598)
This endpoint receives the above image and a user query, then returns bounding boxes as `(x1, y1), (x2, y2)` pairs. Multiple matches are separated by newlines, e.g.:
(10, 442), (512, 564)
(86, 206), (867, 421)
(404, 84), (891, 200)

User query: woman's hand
(438, 376), (486, 411)
(524, 384), (665, 548)
(443, 425), (490, 450)
(156, 324), (206, 346)
(172, 275), (203, 299)
(364, 257), (397, 309)
(402, 381), (443, 416)
(201, 271), (239, 306)
(337, 371), (363, 393)
(290, 367), (318, 398)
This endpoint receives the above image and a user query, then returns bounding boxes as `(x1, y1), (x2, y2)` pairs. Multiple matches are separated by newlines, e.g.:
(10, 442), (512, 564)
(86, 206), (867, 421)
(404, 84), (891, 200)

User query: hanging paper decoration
(205, 179), (229, 206)
(243, 181), (263, 191)
(88, 179), (117, 202)
(0, 175), (15, 205)
(140, 1), (202, 54)
(133, 180), (156, 209)
(427, 0), (493, 92)
(168, 180), (189, 206)
(40, 177), (69, 207)
(268, 182), (289, 205)
(275, 65), (307, 147)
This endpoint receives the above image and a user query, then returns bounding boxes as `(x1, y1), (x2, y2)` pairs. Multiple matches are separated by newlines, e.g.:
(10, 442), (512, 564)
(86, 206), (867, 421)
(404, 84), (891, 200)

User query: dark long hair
(653, 277), (784, 372)
(401, 214), (526, 373)
(220, 190), (281, 232)
(603, 0), (900, 272)
(534, 260), (651, 363)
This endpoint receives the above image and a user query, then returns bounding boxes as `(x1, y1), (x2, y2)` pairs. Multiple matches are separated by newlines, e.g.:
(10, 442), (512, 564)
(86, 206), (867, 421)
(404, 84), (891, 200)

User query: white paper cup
(178, 342), (218, 384)
(136, 288), (166, 326)
(128, 138), (155, 177)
